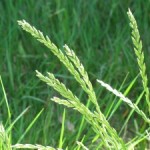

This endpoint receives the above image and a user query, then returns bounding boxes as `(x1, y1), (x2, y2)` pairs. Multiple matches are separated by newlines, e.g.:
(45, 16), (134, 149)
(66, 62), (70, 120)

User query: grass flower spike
(18, 20), (126, 149)
(16, 9), (150, 149)
(97, 79), (150, 123)
(127, 9), (150, 114)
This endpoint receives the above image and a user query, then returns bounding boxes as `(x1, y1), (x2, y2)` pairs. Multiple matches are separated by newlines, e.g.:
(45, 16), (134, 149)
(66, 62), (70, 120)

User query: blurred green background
(0, 0), (150, 148)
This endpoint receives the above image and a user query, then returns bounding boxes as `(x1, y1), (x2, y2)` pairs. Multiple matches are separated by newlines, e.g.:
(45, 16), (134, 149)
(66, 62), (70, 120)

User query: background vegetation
(0, 0), (150, 149)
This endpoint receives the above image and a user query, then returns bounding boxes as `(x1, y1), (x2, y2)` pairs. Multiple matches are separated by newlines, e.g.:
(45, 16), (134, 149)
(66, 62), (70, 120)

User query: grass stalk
(18, 20), (126, 149)
(127, 9), (150, 114)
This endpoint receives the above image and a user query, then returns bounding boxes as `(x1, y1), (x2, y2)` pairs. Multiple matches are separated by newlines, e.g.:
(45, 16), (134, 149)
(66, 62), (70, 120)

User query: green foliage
(0, 1), (150, 149)
(16, 9), (150, 149)
(18, 19), (128, 149)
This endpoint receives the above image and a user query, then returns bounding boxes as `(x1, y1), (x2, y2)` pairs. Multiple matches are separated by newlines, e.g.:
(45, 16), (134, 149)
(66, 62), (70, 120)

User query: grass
(0, 1), (150, 149)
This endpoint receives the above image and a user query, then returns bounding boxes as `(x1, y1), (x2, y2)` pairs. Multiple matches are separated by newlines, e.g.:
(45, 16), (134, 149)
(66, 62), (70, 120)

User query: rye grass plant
(1, 9), (150, 149)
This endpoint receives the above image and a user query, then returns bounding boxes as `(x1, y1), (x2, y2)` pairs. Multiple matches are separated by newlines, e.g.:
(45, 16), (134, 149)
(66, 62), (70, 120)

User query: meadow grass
(4, 9), (148, 149)
(1, 1), (150, 149)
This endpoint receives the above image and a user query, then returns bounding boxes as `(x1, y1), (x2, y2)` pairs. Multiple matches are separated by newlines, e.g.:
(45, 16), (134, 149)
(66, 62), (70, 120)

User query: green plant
(1, 9), (149, 150)
(128, 9), (150, 114)
(16, 9), (150, 149)
(17, 20), (125, 149)
(0, 123), (11, 150)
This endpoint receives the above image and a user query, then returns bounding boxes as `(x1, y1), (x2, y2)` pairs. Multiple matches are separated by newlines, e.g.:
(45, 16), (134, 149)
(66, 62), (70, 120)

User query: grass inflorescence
(14, 9), (150, 149)
(0, 6), (150, 150)
(127, 9), (150, 114)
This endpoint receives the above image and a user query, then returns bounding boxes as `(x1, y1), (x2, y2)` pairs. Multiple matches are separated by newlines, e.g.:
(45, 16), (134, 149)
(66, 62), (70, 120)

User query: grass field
(0, 0), (150, 149)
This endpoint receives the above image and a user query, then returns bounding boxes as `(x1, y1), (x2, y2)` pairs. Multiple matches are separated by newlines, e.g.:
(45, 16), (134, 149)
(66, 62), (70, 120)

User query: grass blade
(59, 109), (66, 149)
(17, 108), (44, 143)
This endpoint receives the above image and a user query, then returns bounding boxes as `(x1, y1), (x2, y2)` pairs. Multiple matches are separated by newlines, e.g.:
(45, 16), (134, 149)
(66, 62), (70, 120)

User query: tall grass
(4, 9), (148, 149)
(128, 9), (150, 114)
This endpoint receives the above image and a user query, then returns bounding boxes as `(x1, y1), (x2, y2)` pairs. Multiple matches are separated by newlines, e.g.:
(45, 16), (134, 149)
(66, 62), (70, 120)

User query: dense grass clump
(1, 9), (149, 150)
(0, 1), (150, 150)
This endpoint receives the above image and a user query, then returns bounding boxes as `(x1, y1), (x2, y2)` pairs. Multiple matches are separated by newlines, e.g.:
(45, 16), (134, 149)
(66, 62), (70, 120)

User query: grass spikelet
(0, 123), (11, 150)
(18, 20), (126, 149)
(127, 9), (150, 113)
(18, 20), (96, 107)
(17, 9), (150, 149)
(11, 144), (62, 150)
(97, 79), (150, 123)
(76, 141), (89, 150)
(63, 45), (99, 112)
